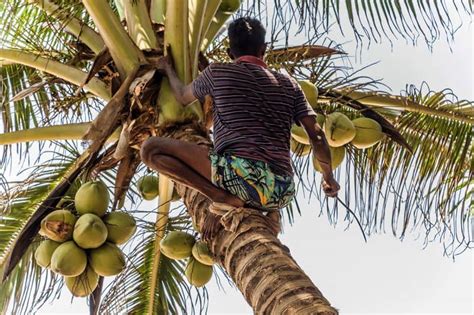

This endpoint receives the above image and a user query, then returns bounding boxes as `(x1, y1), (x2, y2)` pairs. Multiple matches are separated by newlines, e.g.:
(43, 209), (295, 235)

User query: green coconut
(73, 213), (108, 249)
(50, 241), (87, 276)
(290, 138), (311, 157)
(185, 257), (213, 287)
(324, 112), (356, 147)
(351, 117), (384, 149)
(34, 240), (61, 269)
(75, 181), (110, 216)
(316, 114), (326, 127)
(290, 124), (310, 145)
(89, 242), (126, 276)
(191, 241), (214, 266)
(313, 146), (346, 172)
(39, 209), (77, 242)
(298, 80), (319, 108)
(160, 231), (196, 260)
(137, 175), (159, 200)
(103, 211), (137, 245)
(64, 266), (99, 297)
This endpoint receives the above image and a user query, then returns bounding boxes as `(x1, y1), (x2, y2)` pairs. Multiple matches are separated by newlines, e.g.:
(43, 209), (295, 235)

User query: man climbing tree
(140, 17), (340, 239)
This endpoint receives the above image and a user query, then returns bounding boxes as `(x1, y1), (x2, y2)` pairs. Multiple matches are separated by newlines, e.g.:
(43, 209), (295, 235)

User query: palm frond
(292, 83), (473, 257)
(244, 0), (472, 48)
(0, 144), (80, 314)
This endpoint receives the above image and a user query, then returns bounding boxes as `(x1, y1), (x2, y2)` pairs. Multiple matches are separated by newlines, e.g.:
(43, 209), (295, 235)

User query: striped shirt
(192, 59), (315, 175)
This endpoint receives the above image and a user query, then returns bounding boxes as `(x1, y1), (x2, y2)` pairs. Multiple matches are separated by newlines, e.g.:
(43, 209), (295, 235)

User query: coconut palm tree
(0, 0), (472, 314)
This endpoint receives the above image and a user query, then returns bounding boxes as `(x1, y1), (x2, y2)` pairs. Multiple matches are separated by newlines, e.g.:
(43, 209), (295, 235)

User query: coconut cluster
(159, 231), (214, 287)
(136, 174), (181, 202)
(290, 80), (385, 172)
(35, 181), (137, 297)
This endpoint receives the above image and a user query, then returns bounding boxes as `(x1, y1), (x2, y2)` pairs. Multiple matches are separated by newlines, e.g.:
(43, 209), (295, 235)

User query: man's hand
(322, 176), (340, 198)
(155, 55), (173, 75)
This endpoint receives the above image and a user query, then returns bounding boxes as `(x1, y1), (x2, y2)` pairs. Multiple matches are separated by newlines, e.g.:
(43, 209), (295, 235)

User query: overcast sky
(11, 5), (472, 315)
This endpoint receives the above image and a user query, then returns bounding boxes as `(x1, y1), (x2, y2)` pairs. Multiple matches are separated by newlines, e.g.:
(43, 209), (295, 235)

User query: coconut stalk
(82, 0), (145, 78)
(157, 0), (190, 122)
(0, 123), (121, 145)
(148, 175), (174, 314)
(341, 90), (474, 124)
(150, 0), (166, 24)
(27, 0), (104, 54)
(201, 0), (241, 51)
(0, 49), (111, 100)
(123, 0), (158, 50)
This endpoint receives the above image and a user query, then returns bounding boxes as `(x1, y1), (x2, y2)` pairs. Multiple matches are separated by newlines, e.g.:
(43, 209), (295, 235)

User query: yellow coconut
(313, 146), (346, 172)
(103, 211), (137, 245)
(64, 266), (99, 297)
(290, 124), (310, 145)
(185, 257), (213, 287)
(137, 175), (159, 200)
(50, 241), (87, 276)
(191, 241), (214, 266)
(351, 117), (384, 149)
(298, 80), (318, 108)
(89, 242), (126, 276)
(75, 181), (110, 216)
(73, 213), (108, 249)
(324, 112), (356, 147)
(290, 138), (311, 157)
(34, 240), (61, 269)
(39, 209), (77, 242)
(160, 231), (196, 260)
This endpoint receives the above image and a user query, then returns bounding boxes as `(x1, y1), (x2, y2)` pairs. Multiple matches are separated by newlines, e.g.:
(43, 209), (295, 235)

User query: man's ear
(258, 43), (267, 58)
(227, 48), (235, 60)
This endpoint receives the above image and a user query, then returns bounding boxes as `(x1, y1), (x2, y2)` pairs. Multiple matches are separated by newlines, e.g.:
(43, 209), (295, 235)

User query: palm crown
(0, 0), (472, 314)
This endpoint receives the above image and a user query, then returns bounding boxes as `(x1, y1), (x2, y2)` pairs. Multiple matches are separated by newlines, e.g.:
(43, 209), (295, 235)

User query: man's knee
(140, 137), (165, 165)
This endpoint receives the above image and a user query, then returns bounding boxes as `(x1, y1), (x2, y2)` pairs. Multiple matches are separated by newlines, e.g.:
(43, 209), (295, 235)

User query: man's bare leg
(140, 137), (245, 208)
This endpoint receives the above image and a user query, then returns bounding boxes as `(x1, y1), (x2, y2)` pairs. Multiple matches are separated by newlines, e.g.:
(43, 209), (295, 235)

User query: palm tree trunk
(164, 122), (338, 314)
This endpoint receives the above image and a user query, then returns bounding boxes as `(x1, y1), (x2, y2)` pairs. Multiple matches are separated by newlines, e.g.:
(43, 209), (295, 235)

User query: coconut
(34, 240), (61, 269)
(137, 175), (159, 200)
(185, 257), (213, 287)
(103, 211), (136, 245)
(64, 266), (99, 297)
(351, 117), (384, 149)
(313, 146), (346, 172)
(75, 181), (109, 216)
(73, 213), (108, 249)
(316, 114), (325, 127)
(50, 241), (87, 276)
(290, 138), (311, 157)
(298, 80), (319, 108)
(324, 113), (356, 147)
(191, 241), (214, 266)
(290, 125), (310, 145)
(89, 242), (126, 276)
(160, 231), (196, 260)
(39, 210), (77, 242)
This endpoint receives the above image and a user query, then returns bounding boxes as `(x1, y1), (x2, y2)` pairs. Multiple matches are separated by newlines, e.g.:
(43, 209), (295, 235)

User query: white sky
(7, 5), (473, 315)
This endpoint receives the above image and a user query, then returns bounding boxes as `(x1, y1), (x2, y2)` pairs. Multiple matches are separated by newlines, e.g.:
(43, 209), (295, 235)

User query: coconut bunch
(35, 181), (137, 297)
(136, 174), (180, 201)
(290, 80), (385, 171)
(159, 231), (214, 287)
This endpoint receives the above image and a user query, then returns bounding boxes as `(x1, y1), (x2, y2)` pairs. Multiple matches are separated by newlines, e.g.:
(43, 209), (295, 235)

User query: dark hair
(228, 17), (266, 57)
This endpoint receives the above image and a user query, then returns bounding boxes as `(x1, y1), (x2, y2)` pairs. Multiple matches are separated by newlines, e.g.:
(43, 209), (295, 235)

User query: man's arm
(299, 115), (340, 197)
(156, 55), (196, 106)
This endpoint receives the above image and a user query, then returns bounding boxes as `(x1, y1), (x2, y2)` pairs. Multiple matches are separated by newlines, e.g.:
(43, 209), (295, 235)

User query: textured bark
(163, 122), (338, 314)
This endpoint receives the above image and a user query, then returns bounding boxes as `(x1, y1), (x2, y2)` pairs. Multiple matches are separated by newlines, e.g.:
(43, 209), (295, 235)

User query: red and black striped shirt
(192, 58), (315, 176)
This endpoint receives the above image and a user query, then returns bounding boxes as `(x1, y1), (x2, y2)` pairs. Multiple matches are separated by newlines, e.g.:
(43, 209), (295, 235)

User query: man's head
(227, 17), (266, 59)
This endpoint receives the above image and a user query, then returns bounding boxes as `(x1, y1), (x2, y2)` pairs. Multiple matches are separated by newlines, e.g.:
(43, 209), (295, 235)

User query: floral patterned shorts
(209, 151), (295, 212)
